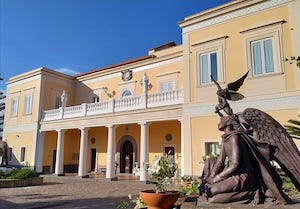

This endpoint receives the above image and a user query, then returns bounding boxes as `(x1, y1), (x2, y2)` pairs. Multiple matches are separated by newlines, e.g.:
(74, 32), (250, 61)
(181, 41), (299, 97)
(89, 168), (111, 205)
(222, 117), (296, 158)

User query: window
(8, 148), (12, 161)
(122, 90), (132, 97)
(164, 146), (175, 163)
(251, 38), (274, 75)
(55, 97), (61, 109)
(205, 142), (220, 156)
(20, 147), (26, 162)
(11, 97), (19, 117)
(24, 94), (33, 115)
(241, 20), (284, 77)
(199, 51), (218, 84)
(193, 35), (226, 86)
(160, 81), (174, 92)
(93, 96), (100, 103)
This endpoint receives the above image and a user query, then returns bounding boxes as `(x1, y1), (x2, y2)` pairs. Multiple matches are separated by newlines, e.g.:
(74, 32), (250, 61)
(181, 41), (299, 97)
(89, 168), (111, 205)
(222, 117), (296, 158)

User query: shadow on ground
(0, 196), (128, 209)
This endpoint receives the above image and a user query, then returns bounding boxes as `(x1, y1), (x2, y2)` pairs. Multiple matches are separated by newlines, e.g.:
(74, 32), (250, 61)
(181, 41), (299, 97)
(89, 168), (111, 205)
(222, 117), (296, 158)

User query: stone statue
(140, 73), (150, 93)
(210, 71), (248, 116)
(201, 72), (300, 205)
(0, 140), (8, 167)
(61, 90), (68, 107)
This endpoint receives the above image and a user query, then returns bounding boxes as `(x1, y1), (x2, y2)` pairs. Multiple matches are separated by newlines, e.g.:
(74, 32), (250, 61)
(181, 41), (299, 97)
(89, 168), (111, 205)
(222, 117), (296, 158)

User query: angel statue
(200, 108), (300, 204)
(210, 71), (248, 116)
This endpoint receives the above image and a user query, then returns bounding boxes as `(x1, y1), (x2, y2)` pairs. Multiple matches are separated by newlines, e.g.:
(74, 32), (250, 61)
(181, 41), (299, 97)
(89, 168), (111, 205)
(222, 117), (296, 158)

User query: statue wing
(227, 91), (245, 101)
(210, 74), (222, 91)
(242, 108), (300, 191)
(227, 71), (249, 92)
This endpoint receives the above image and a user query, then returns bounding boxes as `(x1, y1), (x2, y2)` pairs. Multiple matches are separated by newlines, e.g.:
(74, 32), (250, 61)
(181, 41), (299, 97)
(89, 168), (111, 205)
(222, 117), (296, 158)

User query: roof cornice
(178, 0), (292, 33)
(75, 55), (156, 79)
(6, 67), (75, 85)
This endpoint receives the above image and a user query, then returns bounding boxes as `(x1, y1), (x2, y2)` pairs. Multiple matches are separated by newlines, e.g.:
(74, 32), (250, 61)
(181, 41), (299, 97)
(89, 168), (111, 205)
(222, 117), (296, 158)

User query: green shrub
(281, 175), (299, 197)
(0, 171), (5, 179)
(6, 169), (39, 179)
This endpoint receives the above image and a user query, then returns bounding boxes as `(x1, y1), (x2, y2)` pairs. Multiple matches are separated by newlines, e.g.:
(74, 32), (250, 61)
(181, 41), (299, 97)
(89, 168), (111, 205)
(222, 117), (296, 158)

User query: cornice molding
(183, 94), (300, 116)
(181, 0), (292, 34)
(78, 56), (183, 86)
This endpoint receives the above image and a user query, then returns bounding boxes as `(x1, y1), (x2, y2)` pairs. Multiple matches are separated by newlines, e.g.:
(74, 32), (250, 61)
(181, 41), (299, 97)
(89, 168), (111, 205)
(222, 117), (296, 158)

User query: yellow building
(3, 0), (300, 179)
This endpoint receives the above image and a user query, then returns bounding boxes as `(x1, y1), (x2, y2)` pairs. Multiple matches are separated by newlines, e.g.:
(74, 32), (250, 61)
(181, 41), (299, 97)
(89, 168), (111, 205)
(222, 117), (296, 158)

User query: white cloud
(54, 68), (81, 76)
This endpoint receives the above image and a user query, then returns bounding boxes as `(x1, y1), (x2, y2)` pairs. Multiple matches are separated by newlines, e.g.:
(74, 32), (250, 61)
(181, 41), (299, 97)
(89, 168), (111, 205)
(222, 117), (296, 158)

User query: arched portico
(116, 135), (137, 174)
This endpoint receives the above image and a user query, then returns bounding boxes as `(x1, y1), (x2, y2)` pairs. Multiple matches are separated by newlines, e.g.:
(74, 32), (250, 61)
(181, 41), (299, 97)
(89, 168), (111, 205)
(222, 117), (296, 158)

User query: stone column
(139, 121), (149, 182)
(180, 116), (192, 176)
(35, 131), (44, 173)
(179, 118), (185, 176)
(78, 127), (89, 177)
(55, 129), (65, 175)
(106, 124), (117, 180)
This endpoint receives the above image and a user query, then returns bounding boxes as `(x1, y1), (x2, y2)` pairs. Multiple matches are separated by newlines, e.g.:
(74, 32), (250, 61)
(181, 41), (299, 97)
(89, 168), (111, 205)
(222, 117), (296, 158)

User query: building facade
(3, 0), (300, 180)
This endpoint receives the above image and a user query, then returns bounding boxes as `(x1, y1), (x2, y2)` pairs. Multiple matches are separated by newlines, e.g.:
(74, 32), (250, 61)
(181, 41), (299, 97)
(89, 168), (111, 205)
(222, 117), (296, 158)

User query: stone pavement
(0, 175), (299, 209)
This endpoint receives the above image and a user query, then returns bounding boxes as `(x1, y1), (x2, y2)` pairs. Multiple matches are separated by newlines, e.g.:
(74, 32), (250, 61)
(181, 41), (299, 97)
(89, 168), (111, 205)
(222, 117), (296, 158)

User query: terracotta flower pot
(140, 190), (179, 209)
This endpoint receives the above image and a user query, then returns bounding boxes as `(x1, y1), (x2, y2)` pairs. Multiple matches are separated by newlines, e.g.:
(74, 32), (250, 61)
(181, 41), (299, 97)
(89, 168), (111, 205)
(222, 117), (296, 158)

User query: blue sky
(0, 0), (230, 90)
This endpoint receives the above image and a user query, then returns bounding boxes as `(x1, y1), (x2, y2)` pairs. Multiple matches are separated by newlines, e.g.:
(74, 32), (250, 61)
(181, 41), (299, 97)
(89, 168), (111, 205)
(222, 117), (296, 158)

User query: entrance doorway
(52, 150), (56, 173)
(120, 140), (133, 173)
(116, 135), (137, 174)
(90, 148), (96, 172)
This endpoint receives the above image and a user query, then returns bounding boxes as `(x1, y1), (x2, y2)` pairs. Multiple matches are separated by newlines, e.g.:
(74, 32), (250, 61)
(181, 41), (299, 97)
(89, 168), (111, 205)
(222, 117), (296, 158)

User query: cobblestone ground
(0, 175), (299, 209)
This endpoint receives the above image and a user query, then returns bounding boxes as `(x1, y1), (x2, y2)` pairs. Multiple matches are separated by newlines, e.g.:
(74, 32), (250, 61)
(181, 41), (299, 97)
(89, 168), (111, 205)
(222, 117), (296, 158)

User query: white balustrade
(148, 88), (183, 108)
(42, 108), (61, 121)
(63, 105), (84, 118)
(115, 95), (143, 112)
(42, 88), (183, 121)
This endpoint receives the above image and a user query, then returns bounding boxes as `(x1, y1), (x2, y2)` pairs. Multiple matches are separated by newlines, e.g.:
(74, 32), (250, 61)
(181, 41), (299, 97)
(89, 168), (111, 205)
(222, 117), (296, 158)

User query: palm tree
(285, 116), (300, 140)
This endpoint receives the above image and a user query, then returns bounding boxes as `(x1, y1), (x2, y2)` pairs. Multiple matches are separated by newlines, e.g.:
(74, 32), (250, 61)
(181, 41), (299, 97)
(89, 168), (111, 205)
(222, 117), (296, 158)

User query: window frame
(121, 90), (133, 97)
(20, 147), (26, 162)
(24, 93), (33, 115)
(205, 142), (221, 156)
(8, 148), (13, 162)
(199, 50), (219, 84)
(241, 21), (284, 78)
(156, 71), (179, 92)
(55, 96), (61, 109)
(193, 36), (226, 87)
(159, 80), (174, 92)
(163, 145), (176, 163)
(10, 96), (19, 117)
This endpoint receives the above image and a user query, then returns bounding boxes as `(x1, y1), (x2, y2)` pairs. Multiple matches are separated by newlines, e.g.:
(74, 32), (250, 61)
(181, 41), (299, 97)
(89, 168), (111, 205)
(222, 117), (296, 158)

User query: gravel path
(0, 175), (299, 209)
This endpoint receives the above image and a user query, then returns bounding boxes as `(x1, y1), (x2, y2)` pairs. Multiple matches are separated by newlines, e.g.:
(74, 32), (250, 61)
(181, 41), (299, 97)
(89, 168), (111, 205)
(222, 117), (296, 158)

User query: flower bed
(0, 176), (43, 188)
(0, 168), (43, 188)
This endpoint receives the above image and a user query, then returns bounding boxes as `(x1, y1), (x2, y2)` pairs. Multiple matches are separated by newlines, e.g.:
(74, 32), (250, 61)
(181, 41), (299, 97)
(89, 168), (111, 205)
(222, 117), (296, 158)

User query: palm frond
(285, 116), (300, 140)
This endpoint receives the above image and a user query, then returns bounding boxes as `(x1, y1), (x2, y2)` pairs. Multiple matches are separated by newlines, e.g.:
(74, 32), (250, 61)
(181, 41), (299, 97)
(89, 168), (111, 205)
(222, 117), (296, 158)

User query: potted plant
(139, 154), (179, 209)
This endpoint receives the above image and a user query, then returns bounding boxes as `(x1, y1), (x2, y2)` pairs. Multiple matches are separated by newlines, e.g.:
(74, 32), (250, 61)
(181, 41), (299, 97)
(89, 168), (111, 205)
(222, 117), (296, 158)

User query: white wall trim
(3, 123), (38, 133)
(182, 0), (292, 34)
(7, 75), (42, 88)
(184, 95), (300, 116)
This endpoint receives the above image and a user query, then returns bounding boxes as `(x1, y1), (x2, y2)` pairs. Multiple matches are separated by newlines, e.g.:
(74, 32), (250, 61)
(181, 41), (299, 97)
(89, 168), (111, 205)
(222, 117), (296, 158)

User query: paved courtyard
(0, 175), (299, 209)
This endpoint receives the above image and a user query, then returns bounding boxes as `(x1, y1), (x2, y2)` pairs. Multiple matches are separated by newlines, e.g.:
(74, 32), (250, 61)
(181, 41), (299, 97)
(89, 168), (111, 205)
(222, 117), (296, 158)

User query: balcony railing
(42, 88), (183, 121)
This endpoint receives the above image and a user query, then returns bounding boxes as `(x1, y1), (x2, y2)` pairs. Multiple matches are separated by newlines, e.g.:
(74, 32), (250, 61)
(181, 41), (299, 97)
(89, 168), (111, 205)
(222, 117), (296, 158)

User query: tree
(285, 116), (300, 140)
(0, 77), (5, 136)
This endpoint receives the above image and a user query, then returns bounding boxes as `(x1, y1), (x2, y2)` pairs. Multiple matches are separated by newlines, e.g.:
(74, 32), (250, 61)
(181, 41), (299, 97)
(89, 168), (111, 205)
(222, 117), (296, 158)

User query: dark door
(120, 141), (133, 173)
(52, 150), (56, 173)
(90, 148), (96, 172)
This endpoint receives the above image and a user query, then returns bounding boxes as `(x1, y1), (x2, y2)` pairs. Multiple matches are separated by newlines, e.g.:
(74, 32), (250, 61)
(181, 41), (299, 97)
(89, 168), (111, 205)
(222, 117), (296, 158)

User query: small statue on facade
(61, 90), (68, 107)
(140, 73), (150, 93)
(201, 72), (300, 205)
